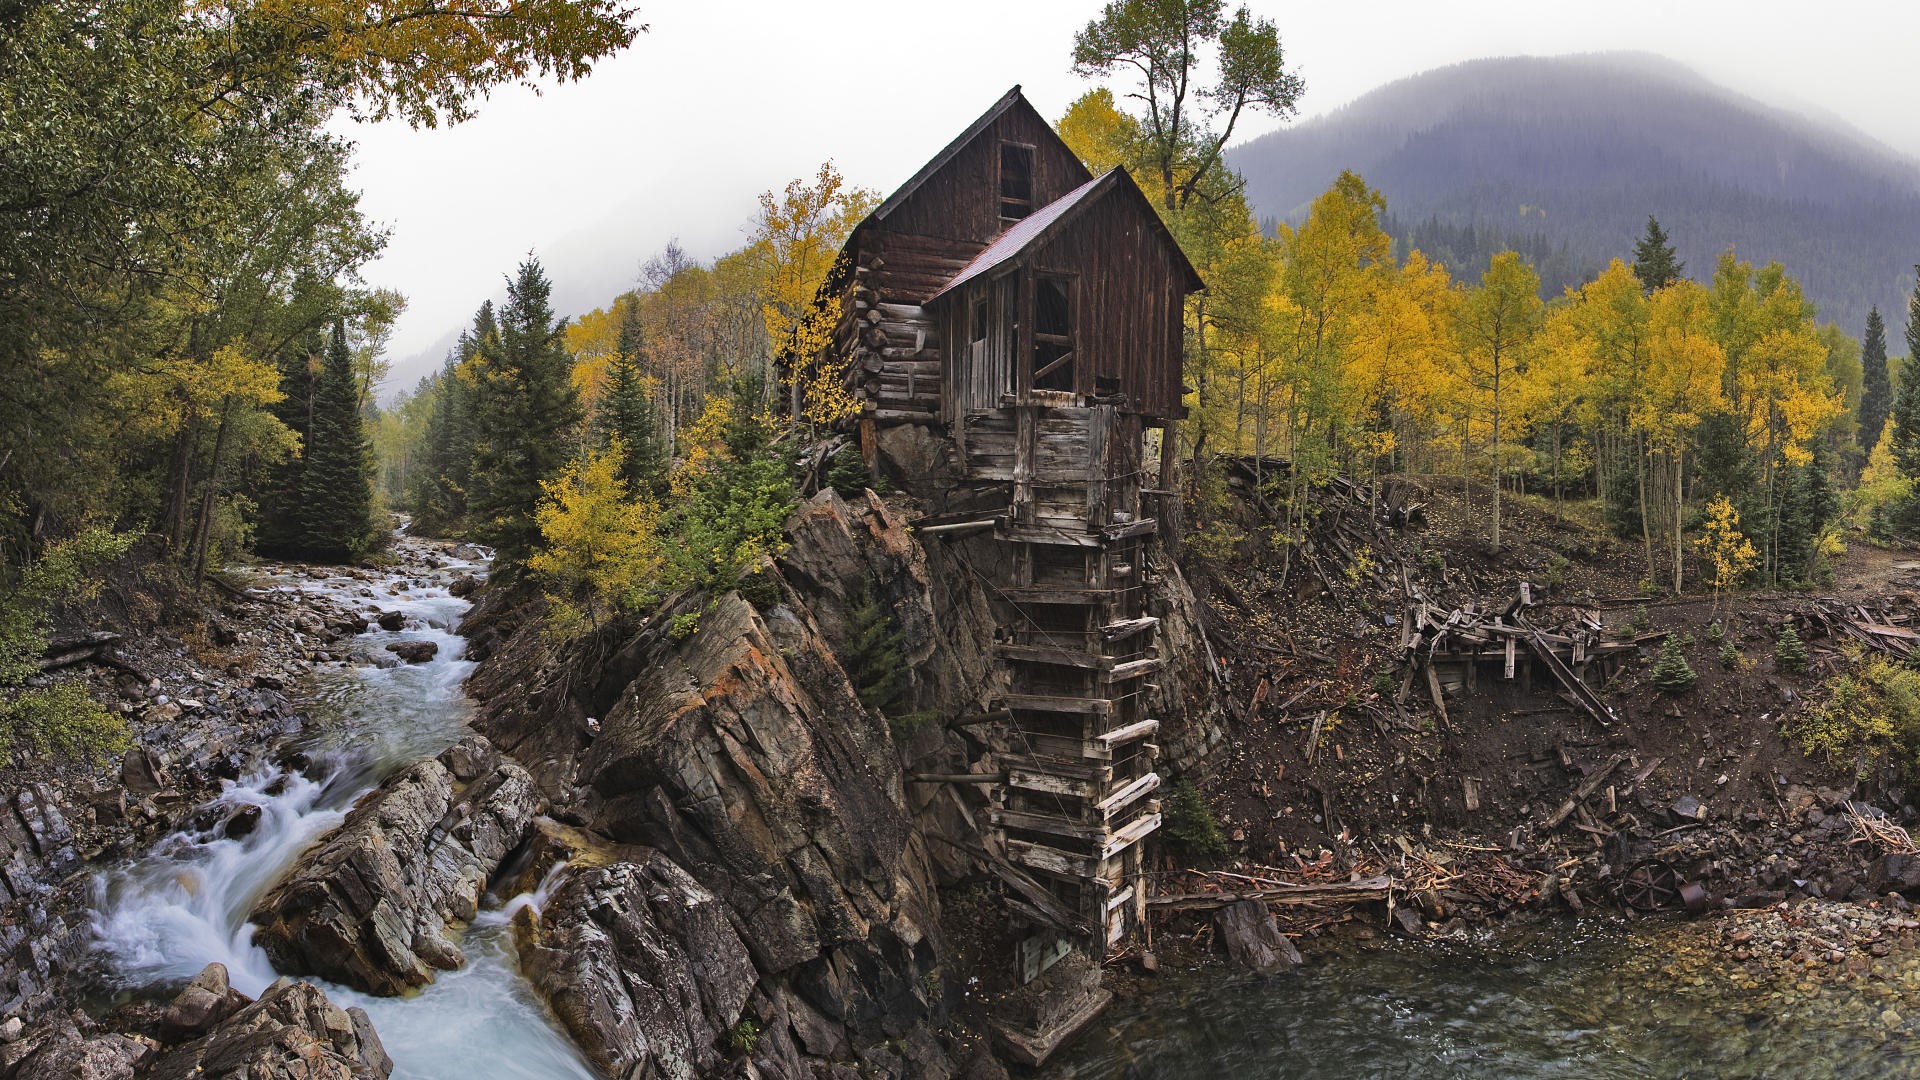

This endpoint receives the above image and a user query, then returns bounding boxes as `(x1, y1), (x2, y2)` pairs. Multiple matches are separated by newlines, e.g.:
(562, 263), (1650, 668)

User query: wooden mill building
(816, 87), (1202, 969)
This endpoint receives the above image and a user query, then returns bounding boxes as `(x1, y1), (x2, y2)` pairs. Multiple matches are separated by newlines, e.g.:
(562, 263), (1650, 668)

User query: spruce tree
(594, 298), (666, 491)
(295, 319), (375, 562)
(254, 330), (325, 555)
(466, 259), (583, 573)
(1650, 635), (1697, 694)
(1631, 216), (1683, 292)
(1891, 268), (1920, 480)
(1775, 625), (1809, 675)
(1860, 307), (1892, 453)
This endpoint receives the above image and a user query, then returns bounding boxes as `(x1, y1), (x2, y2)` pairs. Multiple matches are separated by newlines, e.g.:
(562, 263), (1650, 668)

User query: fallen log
(1149, 875), (1396, 912)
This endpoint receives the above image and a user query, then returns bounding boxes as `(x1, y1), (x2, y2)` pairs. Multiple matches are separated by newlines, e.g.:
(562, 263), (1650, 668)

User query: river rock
(249, 736), (542, 995)
(384, 640), (437, 664)
(0, 1019), (150, 1079)
(448, 574), (479, 598)
(158, 963), (249, 1041)
(375, 611), (405, 632)
(1213, 899), (1302, 974)
(515, 852), (756, 1080)
(140, 977), (391, 1080)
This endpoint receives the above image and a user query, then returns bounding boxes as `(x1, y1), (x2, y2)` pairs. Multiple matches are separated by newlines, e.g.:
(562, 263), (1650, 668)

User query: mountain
(1228, 52), (1920, 340)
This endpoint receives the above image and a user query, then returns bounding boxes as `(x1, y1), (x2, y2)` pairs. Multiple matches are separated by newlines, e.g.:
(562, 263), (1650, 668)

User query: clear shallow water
(89, 553), (595, 1080)
(1046, 921), (1920, 1080)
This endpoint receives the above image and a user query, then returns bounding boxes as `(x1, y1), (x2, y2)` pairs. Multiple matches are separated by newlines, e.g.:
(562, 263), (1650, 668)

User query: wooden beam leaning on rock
(1542, 752), (1629, 830)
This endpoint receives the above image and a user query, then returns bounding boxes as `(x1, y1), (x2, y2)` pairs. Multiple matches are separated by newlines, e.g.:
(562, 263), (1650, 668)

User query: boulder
(158, 963), (249, 1041)
(141, 978), (391, 1080)
(0, 1020), (149, 1080)
(375, 611), (405, 632)
(384, 640), (437, 664)
(250, 736), (542, 995)
(514, 852), (756, 1080)
(1212, 900), (1302, 975)
(448, 574), (479, 598)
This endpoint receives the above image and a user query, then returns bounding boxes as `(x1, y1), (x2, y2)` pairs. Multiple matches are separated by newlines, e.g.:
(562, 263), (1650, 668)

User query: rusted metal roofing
(928, 169), (1205, 303)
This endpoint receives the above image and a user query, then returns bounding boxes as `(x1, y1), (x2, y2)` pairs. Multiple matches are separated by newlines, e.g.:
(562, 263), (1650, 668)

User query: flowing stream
(87, 549), (595, 1079)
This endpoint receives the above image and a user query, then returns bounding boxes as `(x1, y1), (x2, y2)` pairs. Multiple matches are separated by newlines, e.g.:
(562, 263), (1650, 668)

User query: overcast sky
(345, 0), (1920, 395)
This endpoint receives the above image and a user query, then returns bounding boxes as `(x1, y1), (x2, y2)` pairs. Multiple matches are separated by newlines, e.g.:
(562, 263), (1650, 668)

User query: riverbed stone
(140, 977), (391, 1080)
(1214, 900), (1302, 974)
(514, 851), (757, 1080)
(383, 640), (437, 664)
(249, 735), (541, 996)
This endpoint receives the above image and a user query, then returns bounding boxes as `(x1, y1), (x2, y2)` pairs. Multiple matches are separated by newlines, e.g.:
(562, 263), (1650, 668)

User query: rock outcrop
(0, 968), (389, 1080)
(513, 851), (756, 1080)
(250, 735), (541, 995)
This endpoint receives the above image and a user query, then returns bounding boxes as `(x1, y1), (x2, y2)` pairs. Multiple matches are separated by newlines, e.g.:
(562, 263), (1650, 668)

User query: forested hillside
(1229, 53), (1920, 332)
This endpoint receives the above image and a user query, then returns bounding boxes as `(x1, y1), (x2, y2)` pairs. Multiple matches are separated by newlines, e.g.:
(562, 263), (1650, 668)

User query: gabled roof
(927, 168), (1206, 302)
(866, 85), (1090, 224)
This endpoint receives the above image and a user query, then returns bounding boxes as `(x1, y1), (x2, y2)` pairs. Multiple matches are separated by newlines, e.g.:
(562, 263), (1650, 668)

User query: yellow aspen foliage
(753, 162), (877, 427)
(1694, 494), (1759, 608)
(1057, 88), (1143, 177)
(529, 441), (666, 635)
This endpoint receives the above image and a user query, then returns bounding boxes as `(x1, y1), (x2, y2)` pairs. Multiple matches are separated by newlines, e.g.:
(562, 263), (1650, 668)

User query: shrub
(0, 680), (132, 767)
(737, 569), (781, 612)
(669, 612), (700, 641)
(724, 1019), (759, 1057)
(1650, 636), (1696, 694)
(826, 444), (888, 499)
(1719, 640), (1746, 671)
(1776, 625), (1809, 674)
(1161, 778), (1227, 857)
(528, 443), (666, 633)
(1787, 658), (1920, 778)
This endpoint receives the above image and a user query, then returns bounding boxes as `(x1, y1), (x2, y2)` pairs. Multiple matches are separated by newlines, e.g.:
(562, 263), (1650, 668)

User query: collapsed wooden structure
(1399, 588), (1643, 728)
(817, 88), (1201, 969)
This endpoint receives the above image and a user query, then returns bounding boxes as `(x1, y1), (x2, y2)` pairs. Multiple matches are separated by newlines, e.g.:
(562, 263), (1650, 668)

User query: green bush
(1776, 625), (1809, 674)
(1650, 636), (1696, 694)
(669, 611), (701, 641)
(736, 569), (781, 612)
(826, 444), (888, 499)
(1719, 640), (1745, 670)
(1161, 778), (1227, 857)
(0, 680), (131, 767)
(1787, 658), (1920, 777)
(724, 1018), (759, 1057)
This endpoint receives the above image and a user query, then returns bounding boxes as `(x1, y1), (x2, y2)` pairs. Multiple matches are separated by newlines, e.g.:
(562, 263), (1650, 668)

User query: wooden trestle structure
(963, 403), (1162, 950)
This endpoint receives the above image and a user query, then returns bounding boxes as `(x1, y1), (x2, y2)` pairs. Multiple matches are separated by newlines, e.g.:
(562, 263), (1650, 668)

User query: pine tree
(1775, 624), (1809, 675)
(254, 330), (325, 555)
(841, 578), (907, 714)
(467, 259), (584, 574)
(1860, 307), (1892, 453)
(1650, 635), (1696, 694)
(294, 319), (375, 561)
(1892, 268), (1920, 481)
(593, 298), (666, 491)
(1631, 216), (1683, 292)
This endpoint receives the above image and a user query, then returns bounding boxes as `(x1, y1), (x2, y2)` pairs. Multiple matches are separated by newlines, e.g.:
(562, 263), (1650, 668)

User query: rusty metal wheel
(1618, 860), (1684, 911)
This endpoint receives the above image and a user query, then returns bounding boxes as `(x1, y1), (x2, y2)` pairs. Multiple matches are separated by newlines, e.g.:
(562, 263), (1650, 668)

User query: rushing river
(1046, 918), (1920, 1080)
(87, 548), (596, 1079)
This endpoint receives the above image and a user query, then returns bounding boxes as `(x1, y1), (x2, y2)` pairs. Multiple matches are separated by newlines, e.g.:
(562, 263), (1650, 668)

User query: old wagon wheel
(1618, 860), (1684, 911)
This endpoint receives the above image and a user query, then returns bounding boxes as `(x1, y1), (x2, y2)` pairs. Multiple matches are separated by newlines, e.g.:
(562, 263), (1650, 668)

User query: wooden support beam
(1100, 812), (1161, 861)
(1095, 771), (1161, 815)
(1005, 694), (1112, 715)
(1099, 616), (1159, 641)
(990, 808), (1109, 842)
(1106, 657), (1163, 681)
(995, 642), (1103, 670)
(1094, 718), (1159, 751)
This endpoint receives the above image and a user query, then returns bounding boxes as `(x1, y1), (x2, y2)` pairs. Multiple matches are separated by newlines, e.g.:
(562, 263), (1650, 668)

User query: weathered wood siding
(880, 102), (1090, 248)
(1028, 194), (1188, 419)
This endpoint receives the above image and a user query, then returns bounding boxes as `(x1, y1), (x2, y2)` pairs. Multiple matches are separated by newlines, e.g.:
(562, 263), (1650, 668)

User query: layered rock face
(249, 735), (541, 995)
(513, 850), (756, 1080)
(0, 965), (390, 1080)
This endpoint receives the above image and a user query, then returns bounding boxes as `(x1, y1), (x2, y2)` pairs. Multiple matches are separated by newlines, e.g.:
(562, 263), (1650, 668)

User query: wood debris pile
(1807, 598), (1920, 662)
(1845, 801), (1920, 856)
(1398, 586), (1648, 728)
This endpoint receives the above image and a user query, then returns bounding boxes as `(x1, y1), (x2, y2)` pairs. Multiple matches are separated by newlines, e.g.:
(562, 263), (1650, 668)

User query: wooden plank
(1099, 616), (1159, 641)
(1008, 770), (1101, 798)
(1100, 812), (1161, 861)
(1108, 657), (1163, 681)
(999, 522), (1103, 548)
(1000, 755), (1114, 783)
(1006, 694), (1112, 715)
(1000, 585), (1120, 605)
(990, 808), (1110, 842)
(995, 642), (1103, 670)
(1096, 771), (1161, 815)
(1094, 718), (1159, 750)
(1149, 875), (1394, 911)
(1543, 752), (1629, 829)
(1007, 838), (1094, 878)
(1101, 518), (1158, 541)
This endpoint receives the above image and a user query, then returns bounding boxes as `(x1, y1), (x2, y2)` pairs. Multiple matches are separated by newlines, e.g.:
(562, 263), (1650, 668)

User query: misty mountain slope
(1229, 53), (1920, 335)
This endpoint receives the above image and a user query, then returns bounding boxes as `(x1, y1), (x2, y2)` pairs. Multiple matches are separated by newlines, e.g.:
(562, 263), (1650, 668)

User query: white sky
(345, 0), (1920, 394)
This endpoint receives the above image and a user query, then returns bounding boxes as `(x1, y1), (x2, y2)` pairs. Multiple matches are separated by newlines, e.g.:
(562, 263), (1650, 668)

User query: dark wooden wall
(1029, 195), (1188, 419)
(882, 102), (1090, 247)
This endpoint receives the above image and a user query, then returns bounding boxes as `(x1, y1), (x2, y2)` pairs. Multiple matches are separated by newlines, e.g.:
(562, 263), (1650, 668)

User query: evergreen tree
(594, 298), (666, 491)
(842, 578), (907, 714)
(294, 319), (375, 561)
(1860, 307), (1892, 454)
(1775, 624), (1809, 675)
(1631, 216), (1683, 292)
(1891, 269), (1920, 481)
(254, 330), (325, 555)
(1650, 635), (1697, 694)
(467, 260), (583, 573)
(1772, 440), (1839, 586)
